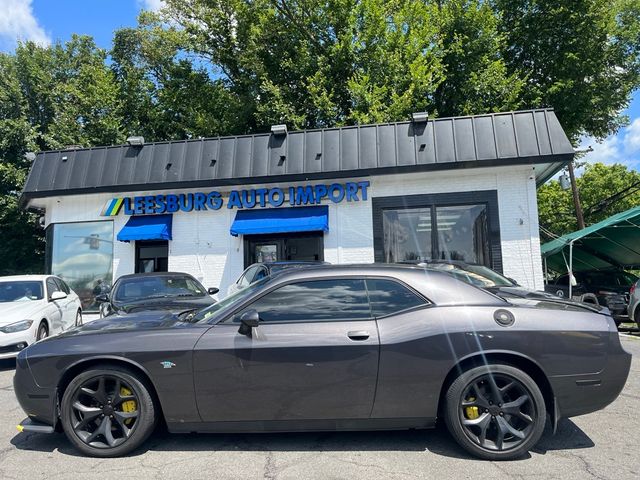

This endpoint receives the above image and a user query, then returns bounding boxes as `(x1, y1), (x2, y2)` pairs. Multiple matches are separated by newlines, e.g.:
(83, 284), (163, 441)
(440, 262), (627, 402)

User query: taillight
(630, 283), (636, 296)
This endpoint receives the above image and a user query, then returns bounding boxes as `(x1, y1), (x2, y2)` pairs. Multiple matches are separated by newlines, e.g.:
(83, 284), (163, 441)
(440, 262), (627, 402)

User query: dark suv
(545, 269), (637, 324)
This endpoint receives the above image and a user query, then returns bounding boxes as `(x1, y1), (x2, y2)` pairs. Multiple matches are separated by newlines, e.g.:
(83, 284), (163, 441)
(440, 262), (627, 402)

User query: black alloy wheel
(36, 322), (48, 341)
(61, 366), (157, 457)
(444, 364), (546, 460)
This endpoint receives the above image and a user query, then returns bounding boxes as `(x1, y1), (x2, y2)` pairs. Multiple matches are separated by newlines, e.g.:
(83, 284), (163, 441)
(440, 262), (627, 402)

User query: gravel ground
(0, 335), (638, 480)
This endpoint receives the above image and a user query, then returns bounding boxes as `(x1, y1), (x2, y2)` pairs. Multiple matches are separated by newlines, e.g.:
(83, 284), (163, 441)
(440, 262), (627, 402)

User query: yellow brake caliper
(465, 396), (479, 420)
(120, 387), (137, 426)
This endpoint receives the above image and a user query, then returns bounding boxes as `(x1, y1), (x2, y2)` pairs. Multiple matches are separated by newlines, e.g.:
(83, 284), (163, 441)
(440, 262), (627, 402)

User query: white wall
(36, 164), (544, 295)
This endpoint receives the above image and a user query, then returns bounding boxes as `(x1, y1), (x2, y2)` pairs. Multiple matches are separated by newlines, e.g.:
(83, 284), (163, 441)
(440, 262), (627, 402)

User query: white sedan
(0, 275), (82, 359)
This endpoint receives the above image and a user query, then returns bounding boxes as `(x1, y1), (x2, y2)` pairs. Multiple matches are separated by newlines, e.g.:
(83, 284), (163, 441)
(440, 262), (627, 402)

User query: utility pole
(567, 160), (585, 230)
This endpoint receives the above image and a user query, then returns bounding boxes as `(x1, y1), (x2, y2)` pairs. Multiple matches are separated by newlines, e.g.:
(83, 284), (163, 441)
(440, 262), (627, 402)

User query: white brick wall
(35, 164), (544, 296)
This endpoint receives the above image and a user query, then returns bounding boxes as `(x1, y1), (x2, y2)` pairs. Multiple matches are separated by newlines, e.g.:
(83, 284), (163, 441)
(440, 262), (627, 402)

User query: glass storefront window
(436, 205), (488, 264)
(383, 204), (489, 265)
(383, 208), (433, 262)
(47, 221), (114, 311)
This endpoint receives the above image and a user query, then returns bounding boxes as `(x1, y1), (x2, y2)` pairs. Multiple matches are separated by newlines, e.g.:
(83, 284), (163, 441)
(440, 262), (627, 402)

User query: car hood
(0, 300), (46, 326)
(50, 311), (194, 340)
(111, 296), (214, 315)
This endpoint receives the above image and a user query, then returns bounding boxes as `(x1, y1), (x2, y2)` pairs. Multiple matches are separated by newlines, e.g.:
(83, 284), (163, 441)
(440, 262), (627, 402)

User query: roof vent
(411, 112), (429, 123)
(126, 136), (145, 146)
(270, 124), (287, 136)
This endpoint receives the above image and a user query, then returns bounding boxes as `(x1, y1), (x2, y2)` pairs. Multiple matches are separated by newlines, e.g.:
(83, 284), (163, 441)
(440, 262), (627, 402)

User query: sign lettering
(101, 181), (370, 216)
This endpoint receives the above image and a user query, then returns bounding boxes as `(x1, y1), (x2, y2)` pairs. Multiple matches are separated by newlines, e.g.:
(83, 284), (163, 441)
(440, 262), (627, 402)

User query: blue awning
(117, 214), (172, 242)
(230, 206), (329, 236)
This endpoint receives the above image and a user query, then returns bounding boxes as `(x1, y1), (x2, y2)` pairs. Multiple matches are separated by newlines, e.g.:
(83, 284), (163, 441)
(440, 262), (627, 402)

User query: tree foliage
(0, 36), (124, 274)
(538, 163), (640, 240)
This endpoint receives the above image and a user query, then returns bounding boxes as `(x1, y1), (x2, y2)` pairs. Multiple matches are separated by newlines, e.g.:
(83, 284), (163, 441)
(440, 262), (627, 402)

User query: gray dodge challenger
(14, 265), (631, 460)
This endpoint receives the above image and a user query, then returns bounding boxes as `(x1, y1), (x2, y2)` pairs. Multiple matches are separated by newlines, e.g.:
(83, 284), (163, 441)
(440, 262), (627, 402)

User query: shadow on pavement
(0, 358), (16, 372)
(10, 418), (593, 460)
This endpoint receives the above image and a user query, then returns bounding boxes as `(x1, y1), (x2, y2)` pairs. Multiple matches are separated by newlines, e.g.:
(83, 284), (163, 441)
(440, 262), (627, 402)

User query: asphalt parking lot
(0, 336), (638, 480)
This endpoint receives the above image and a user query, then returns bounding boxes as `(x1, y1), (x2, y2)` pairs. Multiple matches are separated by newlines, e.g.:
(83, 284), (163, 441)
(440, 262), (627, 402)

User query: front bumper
(0, 327), (36, 359)
(17, 417), (55, 434)
(13, 351), (57, 428)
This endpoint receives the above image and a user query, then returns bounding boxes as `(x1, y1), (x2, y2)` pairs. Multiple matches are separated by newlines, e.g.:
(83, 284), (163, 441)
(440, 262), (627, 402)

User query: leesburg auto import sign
(101, 181), (370, 216)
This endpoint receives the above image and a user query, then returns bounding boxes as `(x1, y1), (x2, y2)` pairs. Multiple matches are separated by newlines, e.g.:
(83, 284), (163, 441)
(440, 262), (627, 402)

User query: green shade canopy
(541, 206), (640, 273)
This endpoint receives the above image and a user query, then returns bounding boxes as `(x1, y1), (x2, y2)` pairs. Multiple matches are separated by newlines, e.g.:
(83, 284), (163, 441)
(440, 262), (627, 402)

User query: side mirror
(95, 293), (109, 303)
(207, 287), (219, 295)
(507, 277), (519, 286)
(238, 309), (260, 336)
(50, 291), (67, 301)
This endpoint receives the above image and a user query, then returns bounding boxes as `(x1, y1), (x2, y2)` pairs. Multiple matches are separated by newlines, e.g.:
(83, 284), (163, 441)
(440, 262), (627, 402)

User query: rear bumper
(549, 346), (631, 419)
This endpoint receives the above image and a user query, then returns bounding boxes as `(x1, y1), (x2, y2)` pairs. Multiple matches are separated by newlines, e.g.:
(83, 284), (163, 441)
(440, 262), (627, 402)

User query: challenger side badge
(160, 361), (176, 369)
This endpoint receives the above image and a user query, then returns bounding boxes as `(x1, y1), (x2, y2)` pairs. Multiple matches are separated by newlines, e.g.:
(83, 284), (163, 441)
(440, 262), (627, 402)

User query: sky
(0, 0), (639, 173)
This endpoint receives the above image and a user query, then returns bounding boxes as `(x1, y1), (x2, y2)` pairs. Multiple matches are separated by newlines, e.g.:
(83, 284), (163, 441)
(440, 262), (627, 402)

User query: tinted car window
(113, 275), (206, 302)
(366, 278), (426, 317)
(46, 278), (60, 298)
(240, 279), (370, 322)
(238, 265), (260, 288)
(54, 277), (70, 294)
(0, 281), (44, 301)
(254, 267), (269, 282)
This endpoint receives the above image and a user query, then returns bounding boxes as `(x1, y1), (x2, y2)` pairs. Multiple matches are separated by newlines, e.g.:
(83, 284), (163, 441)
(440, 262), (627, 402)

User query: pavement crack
(264, 450), (277, 480)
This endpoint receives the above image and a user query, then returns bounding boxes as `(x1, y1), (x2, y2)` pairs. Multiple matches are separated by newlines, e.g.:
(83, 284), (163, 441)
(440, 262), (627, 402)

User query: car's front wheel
(444, 364), (546, 460)
(60, 366), (157, 457)
(36, 322), (48, 341)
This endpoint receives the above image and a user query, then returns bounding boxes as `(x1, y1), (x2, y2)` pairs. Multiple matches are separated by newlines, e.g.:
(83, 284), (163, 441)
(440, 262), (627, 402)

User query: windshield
(114, 275), (206, 302)
(428, 263), (514, 287)
(0, 281), (44, 302)
(192, 277), (271, 323)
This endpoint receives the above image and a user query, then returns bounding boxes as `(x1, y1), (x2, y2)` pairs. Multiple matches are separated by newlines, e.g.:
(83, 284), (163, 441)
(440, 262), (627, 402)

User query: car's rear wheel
(60, 366), (157, 457)
(36, 322), (48, 341)
(444, 364), (546, 460)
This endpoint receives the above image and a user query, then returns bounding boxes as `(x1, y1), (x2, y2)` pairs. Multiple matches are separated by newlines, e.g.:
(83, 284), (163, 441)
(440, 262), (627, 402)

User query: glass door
(135, 241), (169, 273)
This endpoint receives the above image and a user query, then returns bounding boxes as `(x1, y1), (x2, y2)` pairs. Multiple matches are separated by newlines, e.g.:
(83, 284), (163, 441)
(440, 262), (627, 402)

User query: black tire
(75, 309), (83, 327)
(60, 365), (157, 457)
(444, 364), (546, 460)
(36, 322), (48, 341)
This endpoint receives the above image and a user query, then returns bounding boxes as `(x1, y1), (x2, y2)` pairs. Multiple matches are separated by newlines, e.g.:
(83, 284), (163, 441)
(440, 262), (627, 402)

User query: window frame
(372, 191), (502, 273)
(218, 275), (432, 325)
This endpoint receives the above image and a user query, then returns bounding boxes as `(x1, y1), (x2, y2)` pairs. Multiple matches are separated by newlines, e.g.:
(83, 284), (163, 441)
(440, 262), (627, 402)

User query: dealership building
(21, 109), (574, 311)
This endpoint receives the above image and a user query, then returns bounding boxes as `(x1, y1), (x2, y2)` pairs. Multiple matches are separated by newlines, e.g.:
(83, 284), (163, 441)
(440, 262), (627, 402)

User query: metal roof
(541, 206), (640, 272)
(21, 109), (574, 204)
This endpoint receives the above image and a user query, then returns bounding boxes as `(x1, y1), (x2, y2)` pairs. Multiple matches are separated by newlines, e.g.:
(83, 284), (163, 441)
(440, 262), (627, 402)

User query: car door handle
(347, 331), (370, 341)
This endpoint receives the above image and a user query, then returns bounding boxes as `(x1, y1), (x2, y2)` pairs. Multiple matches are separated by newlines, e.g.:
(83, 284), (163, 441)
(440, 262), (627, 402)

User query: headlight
(0, 320), (34, 333)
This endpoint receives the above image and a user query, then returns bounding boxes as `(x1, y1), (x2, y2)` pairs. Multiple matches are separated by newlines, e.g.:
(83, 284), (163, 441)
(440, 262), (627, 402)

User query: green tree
(0, 36), (125, 275)
(494, 0), (640, 141)
(537, 163), (640, 240)
(156, 0), (449, 129)
(111, 13), (245, 140)
(152, 0), (640, 138)
(434, 0), (524, 117)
